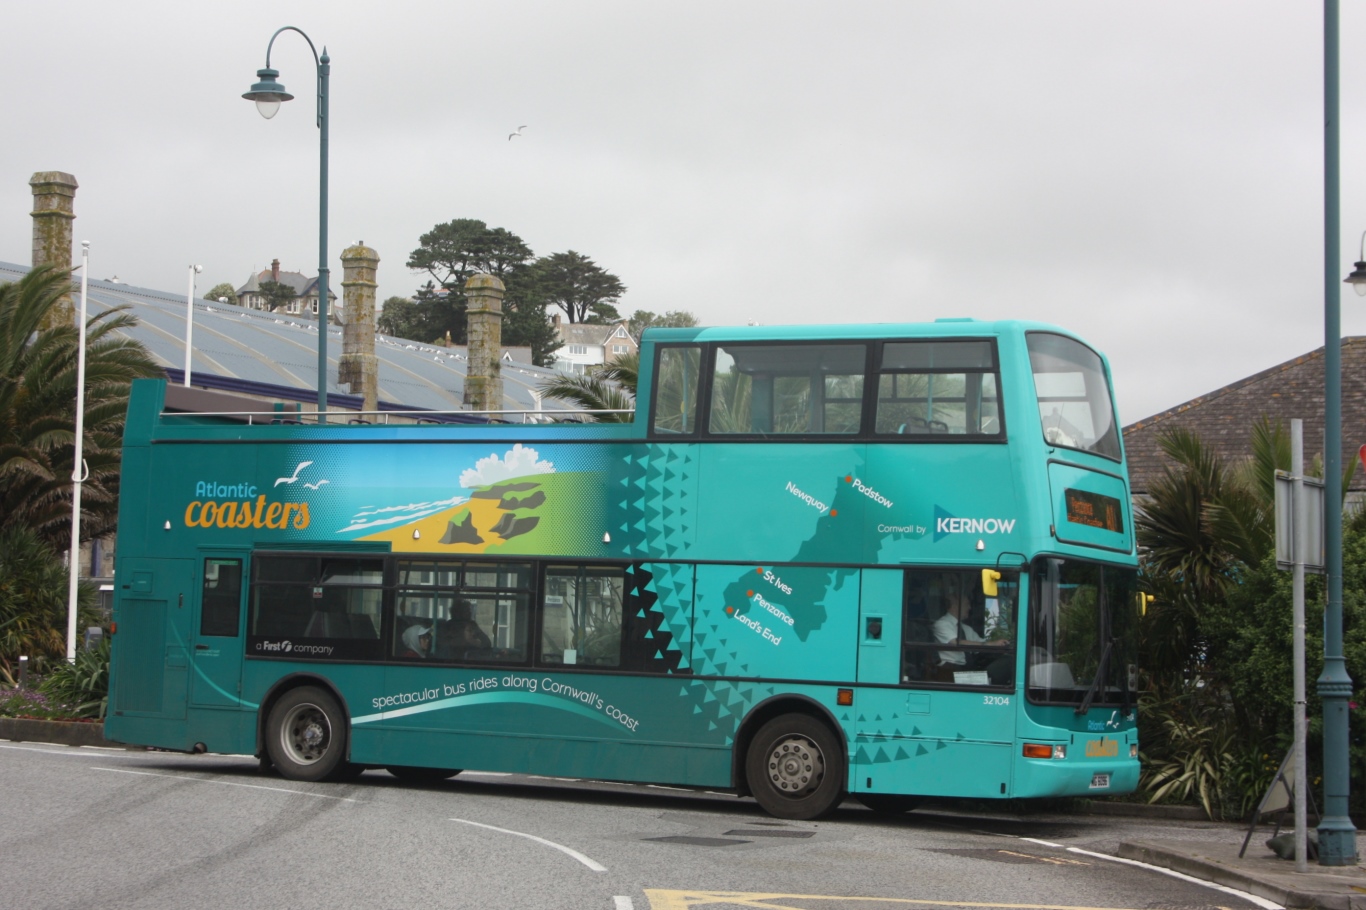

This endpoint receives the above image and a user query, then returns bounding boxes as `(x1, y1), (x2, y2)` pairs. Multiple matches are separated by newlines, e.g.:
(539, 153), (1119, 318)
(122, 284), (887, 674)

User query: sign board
(1275, 470), (1325, 573)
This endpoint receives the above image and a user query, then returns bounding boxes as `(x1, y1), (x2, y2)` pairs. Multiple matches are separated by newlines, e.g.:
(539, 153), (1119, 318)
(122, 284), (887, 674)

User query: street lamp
(243, 26), (331, 421)
(1321, 0), (1357, 866)
(1343, 231), (1366, 297)
(66, 241), (90, 662)
(184, 264), (201, 386)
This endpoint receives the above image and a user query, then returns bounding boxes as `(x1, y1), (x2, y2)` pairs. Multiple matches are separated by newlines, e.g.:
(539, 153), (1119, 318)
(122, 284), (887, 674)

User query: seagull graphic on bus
(275, 461), (314, 487)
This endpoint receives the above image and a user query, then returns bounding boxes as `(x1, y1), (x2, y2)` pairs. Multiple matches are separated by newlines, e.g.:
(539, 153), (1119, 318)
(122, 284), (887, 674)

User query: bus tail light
(1023, 743), (1066, 760)
(1130, 743), (1139, 759)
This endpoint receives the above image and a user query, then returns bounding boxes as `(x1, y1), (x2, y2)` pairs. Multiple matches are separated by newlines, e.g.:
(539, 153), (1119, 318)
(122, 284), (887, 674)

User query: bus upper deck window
(707, 343), (865, 435)
(651, 346), (702, 435)
(1026, 333), (1120, 460)
(875, 340), (1001, 437)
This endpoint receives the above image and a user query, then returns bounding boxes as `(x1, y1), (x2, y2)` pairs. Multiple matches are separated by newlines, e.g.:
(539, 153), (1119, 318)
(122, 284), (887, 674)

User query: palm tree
(538, 352), (638, 423)
(0, 266), (160, 550)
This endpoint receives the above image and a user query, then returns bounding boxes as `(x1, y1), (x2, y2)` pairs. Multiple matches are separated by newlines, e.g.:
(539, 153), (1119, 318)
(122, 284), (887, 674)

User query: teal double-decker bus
(106, 320), (1141, 820)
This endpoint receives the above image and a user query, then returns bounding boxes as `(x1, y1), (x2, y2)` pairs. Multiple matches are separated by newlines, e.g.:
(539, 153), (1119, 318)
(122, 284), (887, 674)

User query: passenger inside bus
(436, 619), (492, 660)
(399, 623), (432, 658)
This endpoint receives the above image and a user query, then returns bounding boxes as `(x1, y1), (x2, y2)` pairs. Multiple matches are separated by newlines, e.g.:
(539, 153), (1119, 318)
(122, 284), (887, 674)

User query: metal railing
(161, 406), (635, 426)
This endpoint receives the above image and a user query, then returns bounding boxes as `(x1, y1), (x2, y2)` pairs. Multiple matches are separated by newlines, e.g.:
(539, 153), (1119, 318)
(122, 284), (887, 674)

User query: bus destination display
(1064, 488), (1124, 533)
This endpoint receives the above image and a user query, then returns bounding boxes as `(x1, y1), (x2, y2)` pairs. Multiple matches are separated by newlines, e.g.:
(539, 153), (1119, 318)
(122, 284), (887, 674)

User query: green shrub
(37, 637), (109, 719)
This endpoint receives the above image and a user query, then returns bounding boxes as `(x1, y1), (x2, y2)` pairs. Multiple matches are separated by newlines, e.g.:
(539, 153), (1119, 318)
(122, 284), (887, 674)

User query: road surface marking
(642, 892), (1189, 909)
(450, 817), (607, 872)
(1063, 847), (1281, 910)
(93, 767), (358, 801)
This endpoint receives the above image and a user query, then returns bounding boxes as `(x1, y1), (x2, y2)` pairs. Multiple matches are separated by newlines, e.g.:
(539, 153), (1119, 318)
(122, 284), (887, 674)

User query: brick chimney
(29, 171), (78, 330)
(271, 258), (280, 283)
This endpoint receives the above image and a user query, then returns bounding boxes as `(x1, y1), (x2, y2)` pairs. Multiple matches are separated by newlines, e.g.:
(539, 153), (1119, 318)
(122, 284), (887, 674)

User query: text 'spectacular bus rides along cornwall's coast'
(105, 320), (1141, 819)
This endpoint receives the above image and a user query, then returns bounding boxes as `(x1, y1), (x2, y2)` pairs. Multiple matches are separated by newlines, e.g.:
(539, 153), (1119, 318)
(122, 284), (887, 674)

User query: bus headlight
(1130, 743), (1139, 759)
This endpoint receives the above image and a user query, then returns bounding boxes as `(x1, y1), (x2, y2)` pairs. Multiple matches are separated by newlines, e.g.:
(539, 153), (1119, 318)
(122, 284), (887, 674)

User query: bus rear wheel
(266, 686), (348, 782)
(746, 714), (845, 820)
(386, 766), (462, 784)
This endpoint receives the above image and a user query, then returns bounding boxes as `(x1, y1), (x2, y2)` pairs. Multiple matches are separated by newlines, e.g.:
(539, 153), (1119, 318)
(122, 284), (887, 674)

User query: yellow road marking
(642, 891), (1155, 910)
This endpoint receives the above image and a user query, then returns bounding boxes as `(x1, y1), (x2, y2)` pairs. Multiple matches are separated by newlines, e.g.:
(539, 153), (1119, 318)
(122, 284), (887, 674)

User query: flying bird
(274, 461), (314, 487)
(508, 125), (528, 140)
(303, 479), (330, 491)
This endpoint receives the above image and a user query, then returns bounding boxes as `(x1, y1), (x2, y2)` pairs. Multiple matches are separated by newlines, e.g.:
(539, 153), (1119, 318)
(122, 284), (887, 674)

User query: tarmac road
(0, 740), (1278, 910)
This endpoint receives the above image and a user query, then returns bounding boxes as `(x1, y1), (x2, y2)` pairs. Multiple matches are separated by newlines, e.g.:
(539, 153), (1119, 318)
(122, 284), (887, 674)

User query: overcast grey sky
(4, 1), (1366, 425)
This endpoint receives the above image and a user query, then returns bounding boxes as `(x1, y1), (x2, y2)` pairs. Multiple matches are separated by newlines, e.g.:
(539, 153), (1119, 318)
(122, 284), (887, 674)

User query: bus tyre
(266, 687), (348, 783)
(856, 793), (921, 816)
(386, 766), (462, 784)
(746, 714), (845, 820)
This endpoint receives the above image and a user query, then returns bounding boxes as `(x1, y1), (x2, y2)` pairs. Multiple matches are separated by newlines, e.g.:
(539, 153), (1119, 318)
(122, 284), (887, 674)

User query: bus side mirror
(1137, 593), (1154, 616)
(981, 569), (1001, 597)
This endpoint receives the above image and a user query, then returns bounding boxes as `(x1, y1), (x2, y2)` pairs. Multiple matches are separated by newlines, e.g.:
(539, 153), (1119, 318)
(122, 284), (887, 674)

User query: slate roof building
(550, 314), (638, 374)
(234, 257), (338, 322)
(1121, 337), (1366, 498)
(0, 260), (574, 417)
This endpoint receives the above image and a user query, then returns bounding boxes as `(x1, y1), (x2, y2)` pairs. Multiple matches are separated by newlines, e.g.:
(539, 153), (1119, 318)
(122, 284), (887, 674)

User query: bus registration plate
(1089, 773), (1111, 789)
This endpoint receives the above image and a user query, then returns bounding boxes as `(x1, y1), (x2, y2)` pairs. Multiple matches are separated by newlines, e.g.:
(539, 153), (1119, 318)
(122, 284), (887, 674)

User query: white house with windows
(551, 315), (638, 374)
(234, 258), (338, 323)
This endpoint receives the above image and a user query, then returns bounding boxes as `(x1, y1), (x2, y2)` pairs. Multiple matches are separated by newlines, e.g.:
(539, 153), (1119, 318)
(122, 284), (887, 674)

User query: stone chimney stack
(463, 273), (504, 413)
(271, 258), (280, 283)
(29, 171), (78, 330)
(338, 241), (380, 413)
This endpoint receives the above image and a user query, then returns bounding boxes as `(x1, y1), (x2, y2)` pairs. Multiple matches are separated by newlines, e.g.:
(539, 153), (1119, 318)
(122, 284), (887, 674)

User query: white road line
(450, 817), (607, 872)
(1022, 837), (1066, 849)
(613, 897), (634, 910)
(1063, 847), (1282, 910)
(93, 767), (358, 801)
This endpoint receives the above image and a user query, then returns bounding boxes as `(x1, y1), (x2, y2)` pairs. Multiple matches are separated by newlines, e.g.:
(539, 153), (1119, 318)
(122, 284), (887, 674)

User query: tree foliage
(0, 266), (161, 549)
(627, 309), (699, 342)
(257, 279), (298, 313)
(0, 526), (95, 685)
(203, 282), (238, 307)
(537, 352), (638, 423)
(533, 251), (625, 324)
(1134, 418), (1366, 817)
(403, 222), (558, 363)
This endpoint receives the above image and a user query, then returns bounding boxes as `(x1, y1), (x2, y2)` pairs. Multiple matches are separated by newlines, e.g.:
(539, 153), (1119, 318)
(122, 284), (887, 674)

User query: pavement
(1117, 828), (1366, 910)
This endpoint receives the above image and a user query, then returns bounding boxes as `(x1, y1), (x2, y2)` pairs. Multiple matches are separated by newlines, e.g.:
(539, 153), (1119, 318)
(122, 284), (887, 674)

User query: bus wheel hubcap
(767, 735), (822, 796)
(283, 704), (330, 764)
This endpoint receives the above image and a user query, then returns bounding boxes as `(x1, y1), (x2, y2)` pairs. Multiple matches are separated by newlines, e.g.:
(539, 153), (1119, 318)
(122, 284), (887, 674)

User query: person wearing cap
(400, 623), (432, 658)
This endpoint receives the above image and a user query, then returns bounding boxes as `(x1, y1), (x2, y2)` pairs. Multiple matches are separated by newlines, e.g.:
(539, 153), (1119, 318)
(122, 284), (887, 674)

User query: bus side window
(539, 565), (624, 668)
(875, 340), (1002, 437)
(200, 558), (242, 637)
(902, 568), (1017, 689)
(651, 345), (702, 435)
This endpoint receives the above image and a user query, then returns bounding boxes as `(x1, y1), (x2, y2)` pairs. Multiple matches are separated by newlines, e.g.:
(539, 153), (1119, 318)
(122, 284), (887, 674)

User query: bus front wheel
(266, 686), (348, 782)
(746, 714), (845, 820)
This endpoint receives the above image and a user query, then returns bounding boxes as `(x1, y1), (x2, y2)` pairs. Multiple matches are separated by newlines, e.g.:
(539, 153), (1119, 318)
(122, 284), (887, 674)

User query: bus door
(111, 557), (194, 721)
(189, 552), (248, 709)
(852, 566), (1017, 800)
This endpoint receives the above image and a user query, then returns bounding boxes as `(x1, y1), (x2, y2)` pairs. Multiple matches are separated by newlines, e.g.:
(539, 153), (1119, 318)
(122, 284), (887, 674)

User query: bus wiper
(1075, 639), (1113, 716)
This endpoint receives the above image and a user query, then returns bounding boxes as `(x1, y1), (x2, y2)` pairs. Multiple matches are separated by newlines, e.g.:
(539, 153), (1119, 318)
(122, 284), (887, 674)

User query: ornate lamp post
(1320, 0), (1357, 866)
(243, 27), (331, 421)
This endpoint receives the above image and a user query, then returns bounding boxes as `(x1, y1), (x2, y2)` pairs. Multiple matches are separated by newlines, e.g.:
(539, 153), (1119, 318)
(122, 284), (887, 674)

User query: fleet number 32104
(983, 695), (1010, 706)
